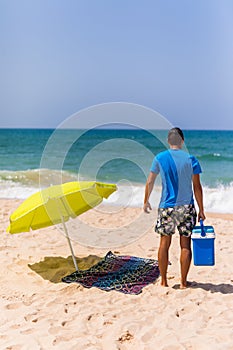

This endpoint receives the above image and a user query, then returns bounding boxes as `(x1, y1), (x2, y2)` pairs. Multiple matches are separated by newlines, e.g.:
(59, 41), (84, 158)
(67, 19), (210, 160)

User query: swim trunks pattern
(155, 204), (197, 237)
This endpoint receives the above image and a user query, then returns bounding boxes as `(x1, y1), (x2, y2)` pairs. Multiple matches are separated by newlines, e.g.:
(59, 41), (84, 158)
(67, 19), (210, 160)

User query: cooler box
(191, 220), (215, 266)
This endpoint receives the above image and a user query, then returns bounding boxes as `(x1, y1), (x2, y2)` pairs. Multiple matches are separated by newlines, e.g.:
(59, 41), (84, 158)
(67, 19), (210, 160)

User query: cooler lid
(191, 232), (215, 239)
(192, 225), (214, 234)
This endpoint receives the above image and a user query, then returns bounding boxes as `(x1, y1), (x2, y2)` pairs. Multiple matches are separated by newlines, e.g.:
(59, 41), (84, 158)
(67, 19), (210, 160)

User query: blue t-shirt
(150, 149), (202, 208)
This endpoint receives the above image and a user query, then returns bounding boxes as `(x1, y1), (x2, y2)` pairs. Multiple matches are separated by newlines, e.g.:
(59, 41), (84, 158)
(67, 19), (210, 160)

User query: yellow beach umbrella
(7, 181), (117, 270)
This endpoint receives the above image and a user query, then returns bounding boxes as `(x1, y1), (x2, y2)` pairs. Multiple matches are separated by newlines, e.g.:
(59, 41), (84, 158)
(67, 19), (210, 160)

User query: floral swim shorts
(155, 204), (197, 237)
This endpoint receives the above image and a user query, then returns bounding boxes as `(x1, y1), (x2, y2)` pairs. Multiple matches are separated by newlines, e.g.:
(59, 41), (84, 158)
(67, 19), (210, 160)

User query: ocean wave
(0, 169), (79, 187)
(197, 153), (233, 162)
(203, 184), (233, 213)
(1, 172), (233, 214)
(0, 169), (80, 199)
(107, 184), (233, 214)
(0, 180), (39, 199)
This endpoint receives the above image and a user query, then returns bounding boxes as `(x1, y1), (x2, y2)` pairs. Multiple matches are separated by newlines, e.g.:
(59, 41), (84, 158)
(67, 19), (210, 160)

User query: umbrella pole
(60, 216), (79, 271)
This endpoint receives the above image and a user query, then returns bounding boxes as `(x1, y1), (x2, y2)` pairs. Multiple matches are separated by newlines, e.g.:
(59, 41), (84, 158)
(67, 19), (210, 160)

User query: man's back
(151, 149), (201, 208)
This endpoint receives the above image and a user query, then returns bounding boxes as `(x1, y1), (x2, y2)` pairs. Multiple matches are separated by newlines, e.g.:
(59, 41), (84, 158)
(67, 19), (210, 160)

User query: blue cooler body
(191, 222), (215, 266)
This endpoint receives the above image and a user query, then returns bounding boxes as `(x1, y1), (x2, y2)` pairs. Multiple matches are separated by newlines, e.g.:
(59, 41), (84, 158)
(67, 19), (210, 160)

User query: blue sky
(0, 0), (233, 129)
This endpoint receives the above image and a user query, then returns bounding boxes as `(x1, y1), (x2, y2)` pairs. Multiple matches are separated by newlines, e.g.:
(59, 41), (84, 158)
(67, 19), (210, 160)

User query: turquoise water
(0, 128), (233, 212)
(0, 128), (232, 186)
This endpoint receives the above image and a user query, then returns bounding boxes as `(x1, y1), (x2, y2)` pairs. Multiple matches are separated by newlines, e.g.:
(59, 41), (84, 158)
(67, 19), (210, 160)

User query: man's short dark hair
(168, 127), (184, 146)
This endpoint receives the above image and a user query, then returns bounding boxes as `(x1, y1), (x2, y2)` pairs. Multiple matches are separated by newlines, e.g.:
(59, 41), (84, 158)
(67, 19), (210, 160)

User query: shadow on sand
(28, 255), (103, 283)
(172, 281), (233, 294)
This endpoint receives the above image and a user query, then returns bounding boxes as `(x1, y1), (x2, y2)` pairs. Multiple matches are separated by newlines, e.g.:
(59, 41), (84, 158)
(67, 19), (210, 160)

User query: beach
(2, 0), (233, 347)
(1, 198), (233, 350)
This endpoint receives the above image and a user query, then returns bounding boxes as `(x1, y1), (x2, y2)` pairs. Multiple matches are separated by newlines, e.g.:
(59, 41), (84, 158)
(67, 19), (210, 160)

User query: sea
(0, 128), (233, 213)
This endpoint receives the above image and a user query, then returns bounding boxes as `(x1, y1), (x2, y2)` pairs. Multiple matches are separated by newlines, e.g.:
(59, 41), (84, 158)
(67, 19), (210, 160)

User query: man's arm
(192, 174), (206, 221)
(143, 171), (157, 213)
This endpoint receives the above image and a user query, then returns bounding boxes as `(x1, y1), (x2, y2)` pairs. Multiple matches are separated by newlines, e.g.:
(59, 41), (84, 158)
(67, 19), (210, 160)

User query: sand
(1, 198), (233, 350)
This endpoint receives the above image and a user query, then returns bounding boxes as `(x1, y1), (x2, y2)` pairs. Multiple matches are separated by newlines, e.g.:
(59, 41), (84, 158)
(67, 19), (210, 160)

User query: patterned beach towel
(62, 251), (160, 294)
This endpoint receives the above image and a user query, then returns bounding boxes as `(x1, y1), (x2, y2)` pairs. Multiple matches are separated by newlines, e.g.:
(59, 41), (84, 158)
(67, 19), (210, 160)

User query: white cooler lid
(191, 232), (215, 239)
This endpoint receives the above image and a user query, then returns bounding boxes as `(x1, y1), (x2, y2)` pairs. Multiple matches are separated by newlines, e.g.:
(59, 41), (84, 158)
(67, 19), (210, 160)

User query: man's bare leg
(158, 235), (172, 287)
(180, 235), (192, 289)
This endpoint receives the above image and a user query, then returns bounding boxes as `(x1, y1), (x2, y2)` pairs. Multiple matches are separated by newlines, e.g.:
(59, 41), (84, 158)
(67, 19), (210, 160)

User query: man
(143, 127), (205, 289)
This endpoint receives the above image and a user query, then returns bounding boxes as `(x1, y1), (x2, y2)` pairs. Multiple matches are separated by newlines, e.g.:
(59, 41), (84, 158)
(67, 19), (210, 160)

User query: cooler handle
(200, 219), (206, 237)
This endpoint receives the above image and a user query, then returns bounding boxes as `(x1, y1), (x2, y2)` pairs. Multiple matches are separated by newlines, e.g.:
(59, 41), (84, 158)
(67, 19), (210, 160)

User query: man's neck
(169, 146), (182, 150)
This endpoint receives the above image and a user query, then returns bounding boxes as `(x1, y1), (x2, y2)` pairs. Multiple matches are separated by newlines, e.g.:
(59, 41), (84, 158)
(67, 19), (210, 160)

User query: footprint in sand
(0, 335), (7, 342)
(141, 330), (155, 343)
(118, 330), (134, 343)
(5, 302), (22, 310)
(5, 345), (22, 350)
(20, 328), (34, 335)
(24, 312), (38, 322)
(48, 326), (63, 335)
(9, 324), (22, 330)
(22, 294), (37, 306)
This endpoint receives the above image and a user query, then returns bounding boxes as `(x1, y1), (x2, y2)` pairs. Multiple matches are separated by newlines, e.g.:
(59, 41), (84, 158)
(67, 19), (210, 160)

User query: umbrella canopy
(7, 181), (117, 270)
(7, 181), (117, 233)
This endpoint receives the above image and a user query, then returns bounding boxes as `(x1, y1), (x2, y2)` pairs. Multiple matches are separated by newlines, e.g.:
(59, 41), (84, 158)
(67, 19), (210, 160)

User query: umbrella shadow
(28, 254), (103, 283)
(172, 281), (233, 294)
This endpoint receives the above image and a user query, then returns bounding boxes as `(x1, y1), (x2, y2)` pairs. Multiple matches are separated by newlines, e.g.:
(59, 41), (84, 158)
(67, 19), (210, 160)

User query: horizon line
(0, 127), (232, 131)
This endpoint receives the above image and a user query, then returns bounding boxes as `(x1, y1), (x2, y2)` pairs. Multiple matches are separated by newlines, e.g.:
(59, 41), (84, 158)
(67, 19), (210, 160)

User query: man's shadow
(173, 281), (233, 294)
(28, 255), (103, 283)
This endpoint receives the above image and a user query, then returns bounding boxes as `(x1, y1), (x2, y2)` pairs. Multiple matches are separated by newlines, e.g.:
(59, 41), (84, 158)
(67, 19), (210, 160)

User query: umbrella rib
(29, 206), (38, 230)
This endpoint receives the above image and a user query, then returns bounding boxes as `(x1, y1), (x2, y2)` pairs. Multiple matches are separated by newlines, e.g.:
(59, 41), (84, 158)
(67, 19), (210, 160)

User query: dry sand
(1, 199), (233, 350)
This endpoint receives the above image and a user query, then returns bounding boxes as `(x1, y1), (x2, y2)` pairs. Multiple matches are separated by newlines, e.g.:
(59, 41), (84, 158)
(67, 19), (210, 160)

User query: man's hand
(143, 201), (152, 213)
(198, 211), (206, 221)
(143, 172), (157, 214)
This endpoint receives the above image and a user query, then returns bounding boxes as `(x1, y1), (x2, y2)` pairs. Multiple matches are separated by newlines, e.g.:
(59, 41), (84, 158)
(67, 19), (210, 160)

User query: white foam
(106, 184), (233, 214)
(0, 181), (39, 199)
(1, 178), (233, 214)
(203, 184), (233, 213)
(105, 184), (160, 208)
